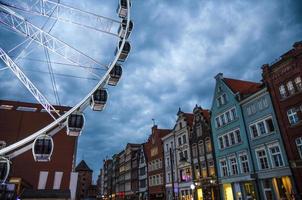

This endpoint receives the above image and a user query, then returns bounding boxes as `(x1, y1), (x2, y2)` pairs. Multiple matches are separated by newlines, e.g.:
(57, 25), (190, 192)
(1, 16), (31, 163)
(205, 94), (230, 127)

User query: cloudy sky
(1, 0), (302, 181)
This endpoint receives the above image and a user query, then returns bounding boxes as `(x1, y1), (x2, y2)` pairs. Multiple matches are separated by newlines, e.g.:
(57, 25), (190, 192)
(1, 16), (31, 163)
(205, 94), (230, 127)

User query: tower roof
(75, 160), (93, 172)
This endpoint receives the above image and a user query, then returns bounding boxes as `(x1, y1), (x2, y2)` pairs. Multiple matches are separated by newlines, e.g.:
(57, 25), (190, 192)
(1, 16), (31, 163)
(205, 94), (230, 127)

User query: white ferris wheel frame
(0, 0), (131, 159)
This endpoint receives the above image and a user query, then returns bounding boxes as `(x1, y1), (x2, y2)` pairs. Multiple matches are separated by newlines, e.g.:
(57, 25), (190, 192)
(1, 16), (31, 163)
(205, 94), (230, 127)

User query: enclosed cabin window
(116, 41), (131, 62)
(108, 64), (123, 86)
(0, 157), (9, 183)
(32, 135), (53, 162)
(117, 0), (131, 18)
(67, 112), (85, 136)
(90, 89), (108, 111)
(118, 19), (133, 39)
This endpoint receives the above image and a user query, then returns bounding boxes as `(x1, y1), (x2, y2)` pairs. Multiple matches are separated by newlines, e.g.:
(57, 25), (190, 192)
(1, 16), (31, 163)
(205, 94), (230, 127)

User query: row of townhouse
(98, 41), (302, 200)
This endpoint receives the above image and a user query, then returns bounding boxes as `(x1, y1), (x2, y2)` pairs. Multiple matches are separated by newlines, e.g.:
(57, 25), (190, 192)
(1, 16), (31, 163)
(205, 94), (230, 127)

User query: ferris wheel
(0, 0), (133, 183)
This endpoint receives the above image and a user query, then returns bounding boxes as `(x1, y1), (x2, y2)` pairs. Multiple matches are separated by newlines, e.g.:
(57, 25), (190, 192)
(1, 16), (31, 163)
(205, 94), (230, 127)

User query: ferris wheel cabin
(116, 41), (131, 62)
(108, 64), (123, 86)
(118, 19), (133, 39)
(67, 112), (85, 136)
(0, 157), (10, 183)
(90, 88), (108, 111)
(32, 135), (54, 162)
(117, 0), (131, 18)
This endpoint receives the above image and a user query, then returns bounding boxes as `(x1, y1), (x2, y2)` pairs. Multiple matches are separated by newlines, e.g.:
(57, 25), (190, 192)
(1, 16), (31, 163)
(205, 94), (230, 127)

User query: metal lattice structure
(0, 0), (132, 183)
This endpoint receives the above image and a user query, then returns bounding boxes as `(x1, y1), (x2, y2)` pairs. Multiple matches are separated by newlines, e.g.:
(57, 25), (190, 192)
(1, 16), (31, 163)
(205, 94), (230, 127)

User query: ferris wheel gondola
(108, 63), (122, 86)
(0, 157), (10, 183)
(117, 0), (131, 18)
(90, 88), (108, 111)
(67, 112), (85, 136)
(116, 40), (131, 62)
(118, 19), (133, 39)
(32, 135), (54, 162)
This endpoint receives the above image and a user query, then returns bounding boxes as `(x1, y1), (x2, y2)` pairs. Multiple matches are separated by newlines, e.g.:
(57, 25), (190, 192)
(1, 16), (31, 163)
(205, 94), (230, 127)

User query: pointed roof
(75, 160), (93, 172)
(223, 77), (262, 96)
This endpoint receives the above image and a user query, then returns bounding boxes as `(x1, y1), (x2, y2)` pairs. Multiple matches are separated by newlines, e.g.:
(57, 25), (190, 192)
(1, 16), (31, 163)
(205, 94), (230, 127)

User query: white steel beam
(0, 0), (120, 36)
(0, 48), (59, 119)
(0, 4), (107, 74)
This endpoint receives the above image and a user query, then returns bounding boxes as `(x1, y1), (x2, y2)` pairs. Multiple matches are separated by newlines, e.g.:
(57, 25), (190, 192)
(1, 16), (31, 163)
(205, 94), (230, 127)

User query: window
(166, 144), (169, 152)
(296, 137), (302, 159)
(265, 118), (275, 132)
(231, 108), (237, 119)
(198, 141), (204, 155)
(224, 135), (230, 147)
(220, 160), (228, 177)
(178, 137), (182, 146)
(295, 76), (302, 91)
(220, 115), (226, 125)
(257, 121), (266, 135)
(258, 101), (263, 110)
(269, 145), (284, 167)
(215, 117), (221, 128)
(251, 104), (256, 114)
(196, 125), (202, 137)
(235, 130), (241, 143)
(183, 150), (188, 160)
(287, 108), (300, 125)
(217, 96), (223, 107)
(250, 125), (258, 138)
(229, 132), (235, 145)
(279, 85), (287, 98)
(239, 154), (249, 173)
(205, 137), (212, 152)
(219, 137), (224, 149)
(287, 81), (295, 95)
(262, 98), (268, 108)
(257, 149), (269, 170)
(229, 157), (238, 175)
(226, 111), (231, 122)
(192, 144), (197, 158)
(182, 134), (187, 144)
(179, 122), (183, 129)
(222, 93), (227, 103)
(247, 107), (252, 116)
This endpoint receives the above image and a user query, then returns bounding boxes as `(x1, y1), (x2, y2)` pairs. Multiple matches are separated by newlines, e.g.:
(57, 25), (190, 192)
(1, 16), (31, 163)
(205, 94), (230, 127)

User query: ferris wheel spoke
(0, 5), (109, 74)
(0, 0), (120, 37)
(0, 48), (60, 120)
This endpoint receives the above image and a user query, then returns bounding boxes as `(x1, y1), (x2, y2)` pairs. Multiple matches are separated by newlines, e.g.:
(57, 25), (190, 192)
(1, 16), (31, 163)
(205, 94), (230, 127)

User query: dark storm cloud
(1, 0), (302, 180)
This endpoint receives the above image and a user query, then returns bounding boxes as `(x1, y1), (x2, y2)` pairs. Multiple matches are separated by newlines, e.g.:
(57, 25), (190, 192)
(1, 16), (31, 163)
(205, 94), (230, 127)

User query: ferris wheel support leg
(0, 48), (59, 120)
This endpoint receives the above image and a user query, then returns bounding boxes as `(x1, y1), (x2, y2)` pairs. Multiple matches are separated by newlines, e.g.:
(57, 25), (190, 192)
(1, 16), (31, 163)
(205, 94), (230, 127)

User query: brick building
(75, 160), (93, 199)
(145, 125), (171, 200)
(0, 100), (78, 199)
(262, 41), (302, 198)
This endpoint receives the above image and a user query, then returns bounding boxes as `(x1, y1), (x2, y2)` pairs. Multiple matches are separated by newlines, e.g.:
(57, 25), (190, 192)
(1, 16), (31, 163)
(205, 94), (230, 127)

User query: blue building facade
(240, 87), (295, 199)
(211, 73), (259, 200)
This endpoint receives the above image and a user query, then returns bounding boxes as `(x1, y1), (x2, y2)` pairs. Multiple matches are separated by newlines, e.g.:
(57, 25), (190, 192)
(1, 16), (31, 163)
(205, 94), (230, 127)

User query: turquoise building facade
(211, 73), (259, 200)
(240, 87), (295, 199)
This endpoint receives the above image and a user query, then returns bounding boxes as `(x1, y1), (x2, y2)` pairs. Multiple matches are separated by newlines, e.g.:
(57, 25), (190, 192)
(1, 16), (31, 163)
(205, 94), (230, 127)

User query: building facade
(211, 74), (260, 200)
(138, 144), (148, 200)
(241, 87), (295, 199)
(103, 159), (113, 199)
(0, 100), (78, 199)
(262, 41), (302, 199)
(125, 143), (140, 199)
(145, 125), (170, 200)
(75, 160), (93, 199)
(189, 105), (219, 200)
(117, 150), (126, 200)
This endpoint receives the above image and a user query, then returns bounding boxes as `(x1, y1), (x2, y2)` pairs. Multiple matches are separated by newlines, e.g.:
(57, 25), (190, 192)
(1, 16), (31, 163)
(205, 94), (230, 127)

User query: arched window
(205, 137), (212, 152)
(198, 140), (204, 155)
